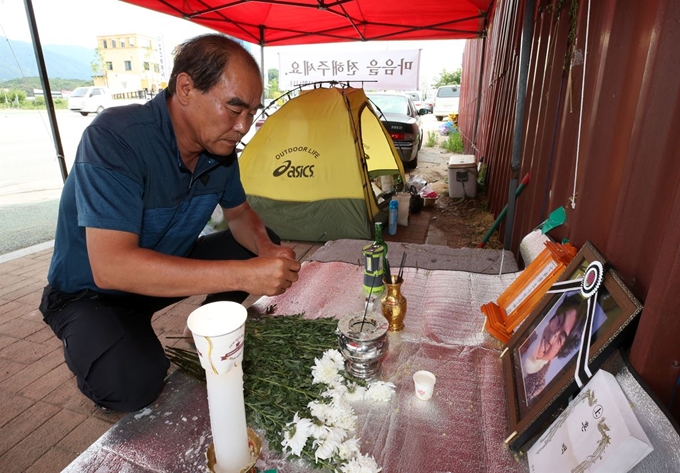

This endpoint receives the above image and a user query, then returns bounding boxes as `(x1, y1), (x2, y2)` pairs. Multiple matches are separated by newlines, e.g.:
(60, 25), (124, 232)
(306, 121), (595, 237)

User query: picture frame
(482, 241), (578, 343)
(501, 241), (643, 451)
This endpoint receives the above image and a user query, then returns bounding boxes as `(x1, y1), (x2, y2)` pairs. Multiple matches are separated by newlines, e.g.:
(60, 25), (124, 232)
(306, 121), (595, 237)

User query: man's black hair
(166, 34), (260, 97)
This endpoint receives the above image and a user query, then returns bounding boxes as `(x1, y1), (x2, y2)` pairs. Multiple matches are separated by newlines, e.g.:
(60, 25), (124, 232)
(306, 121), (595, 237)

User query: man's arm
(86, 226), (300, 297)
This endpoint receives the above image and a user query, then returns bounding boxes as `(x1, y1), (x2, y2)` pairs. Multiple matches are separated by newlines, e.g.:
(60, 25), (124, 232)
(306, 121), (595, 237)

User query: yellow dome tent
(240, 87), (406, 242)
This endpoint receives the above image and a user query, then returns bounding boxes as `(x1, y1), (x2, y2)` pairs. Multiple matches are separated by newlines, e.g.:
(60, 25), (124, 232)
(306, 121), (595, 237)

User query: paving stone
(0, 388), (35, 429)
(0, 301), (28, 326)
(0, 335), (16, 351)
(19, 362), (73, 401)
(15, 291), (43, 308)
(0, 401), (61, 456)
(44, 377), (92, 413)
(0, 260), (24, 275)
(0, 338), (56, 365)
(0, 316), (44, 339)
(0, 408), (86, 472)
(58, 416), (114, 454)
(12, 259), (49, 277)
(24, 325), (58, 345)
(1, 280), (45, 302)
(0, 357), (25, 380)
(0, 279), (31, 299)
(0, 346), (63, 393)
(25, 446), (76, 473)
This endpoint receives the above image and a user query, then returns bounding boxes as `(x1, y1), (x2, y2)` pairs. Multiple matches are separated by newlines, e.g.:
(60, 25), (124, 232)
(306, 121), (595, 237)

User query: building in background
(93, 33), (165, 96)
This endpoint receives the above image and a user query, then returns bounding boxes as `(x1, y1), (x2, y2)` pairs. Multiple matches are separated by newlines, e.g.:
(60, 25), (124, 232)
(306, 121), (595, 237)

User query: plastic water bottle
(388, 200), (398, 235)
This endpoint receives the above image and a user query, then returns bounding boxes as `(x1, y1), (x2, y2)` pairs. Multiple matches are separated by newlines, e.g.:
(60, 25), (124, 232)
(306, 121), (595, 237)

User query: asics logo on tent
(273, 160), (315, 178)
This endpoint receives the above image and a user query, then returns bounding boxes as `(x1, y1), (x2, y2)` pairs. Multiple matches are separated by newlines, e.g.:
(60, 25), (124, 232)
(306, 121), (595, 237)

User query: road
(0, 109), (443, 256)
(0, 109), (93, 256)
(0, 109), (92, 204)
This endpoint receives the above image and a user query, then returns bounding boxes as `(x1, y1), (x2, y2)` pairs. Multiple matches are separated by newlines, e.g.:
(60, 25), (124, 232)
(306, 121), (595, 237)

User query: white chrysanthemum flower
(322, 383), (348, 402)
(339, 452), (382, 473)
(336, 436), (361, 460)
(308, 400), (334, 422)
(313, 426), (347, 461)
(309, 399), (357, 431)
(344, 382), (367, 402)
(322, 349), (346, 371)
(311, 356), (344, 385)
(279, 351), (385, 472)
(326, 400), (357, 431)
(364, 381), (396, 403)
(308, 420), (329, 439)
(281, 413), (313, 456)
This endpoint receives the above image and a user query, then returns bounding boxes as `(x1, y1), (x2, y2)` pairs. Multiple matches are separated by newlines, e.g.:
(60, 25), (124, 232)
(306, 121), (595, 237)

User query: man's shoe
(94, 403), (119, 414)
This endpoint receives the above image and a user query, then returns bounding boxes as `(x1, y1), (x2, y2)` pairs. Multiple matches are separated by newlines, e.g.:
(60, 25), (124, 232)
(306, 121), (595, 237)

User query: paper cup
(413, 370), (436, 400)
(187, 301), (247, 376)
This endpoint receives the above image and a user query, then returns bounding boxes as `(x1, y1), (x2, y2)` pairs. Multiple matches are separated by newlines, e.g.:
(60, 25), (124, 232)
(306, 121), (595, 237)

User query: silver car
(367, 92), (426, 170)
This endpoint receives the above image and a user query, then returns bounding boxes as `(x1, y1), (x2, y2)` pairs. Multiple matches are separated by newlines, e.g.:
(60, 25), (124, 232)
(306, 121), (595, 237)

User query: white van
(433, 85), (461, 121)
(68, 86), (111, 116)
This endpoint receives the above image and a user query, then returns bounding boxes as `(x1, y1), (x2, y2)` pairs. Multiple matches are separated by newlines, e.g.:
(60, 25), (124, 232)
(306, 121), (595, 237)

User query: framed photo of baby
(502, 242), (642, 451)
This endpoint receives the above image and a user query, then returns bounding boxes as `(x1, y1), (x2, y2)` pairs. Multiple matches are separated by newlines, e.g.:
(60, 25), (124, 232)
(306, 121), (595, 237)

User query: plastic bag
(439, 121), (456, 136)
(406, 174), (427, 193)
(418, 184), (437, 199)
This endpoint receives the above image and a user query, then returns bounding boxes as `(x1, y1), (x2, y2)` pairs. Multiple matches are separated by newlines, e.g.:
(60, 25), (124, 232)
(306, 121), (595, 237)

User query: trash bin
(448, 155), (477, 198)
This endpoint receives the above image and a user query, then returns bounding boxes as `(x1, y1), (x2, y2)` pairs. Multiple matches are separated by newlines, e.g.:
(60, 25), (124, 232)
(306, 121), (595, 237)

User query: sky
(0, 0), (465, 89)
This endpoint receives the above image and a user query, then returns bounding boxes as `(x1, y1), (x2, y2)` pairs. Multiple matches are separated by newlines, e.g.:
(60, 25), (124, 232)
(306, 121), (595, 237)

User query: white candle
(187, 302), (251, 473)
(206, 366), (251, 473)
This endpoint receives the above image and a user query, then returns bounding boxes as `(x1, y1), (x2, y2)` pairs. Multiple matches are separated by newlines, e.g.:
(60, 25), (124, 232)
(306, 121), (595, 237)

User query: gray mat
(310, 239), (519, 274)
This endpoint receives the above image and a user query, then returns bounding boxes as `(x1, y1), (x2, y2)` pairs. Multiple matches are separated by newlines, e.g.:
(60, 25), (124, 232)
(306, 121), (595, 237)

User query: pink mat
(64, 261), (526, 473)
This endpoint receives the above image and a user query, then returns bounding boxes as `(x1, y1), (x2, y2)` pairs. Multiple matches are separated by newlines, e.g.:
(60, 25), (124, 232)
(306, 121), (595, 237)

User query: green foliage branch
(167, 312), (350, 471)
(432, 68), (462, 88)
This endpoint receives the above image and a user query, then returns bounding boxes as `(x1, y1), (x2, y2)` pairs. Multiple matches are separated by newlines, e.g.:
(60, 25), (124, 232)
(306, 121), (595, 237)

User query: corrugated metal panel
(460, 0), (680, 421)
(460, 0), (522, 220)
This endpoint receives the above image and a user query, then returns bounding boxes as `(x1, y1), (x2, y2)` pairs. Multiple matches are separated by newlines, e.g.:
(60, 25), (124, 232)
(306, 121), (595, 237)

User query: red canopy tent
(121, 0), (492, 46)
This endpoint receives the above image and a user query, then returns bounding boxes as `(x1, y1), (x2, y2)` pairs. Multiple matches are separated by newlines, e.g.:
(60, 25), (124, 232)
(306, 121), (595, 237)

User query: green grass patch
(425, 130), (438, 147)
(443, 131), (463, 153)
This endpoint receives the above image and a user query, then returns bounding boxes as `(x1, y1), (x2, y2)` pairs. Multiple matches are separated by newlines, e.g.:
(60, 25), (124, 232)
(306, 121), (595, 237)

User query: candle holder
(381, 276), (407, 331)
(206, 428), (262, 473)
(337, 312), (389, 380)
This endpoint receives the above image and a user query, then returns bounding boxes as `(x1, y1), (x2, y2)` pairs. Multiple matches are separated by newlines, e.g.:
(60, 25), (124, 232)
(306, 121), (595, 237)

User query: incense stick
(297, 231), (327, 262)
(384, 256), (392, 285)
(359, 277), (376, 332)
(397, 251), (407, 281)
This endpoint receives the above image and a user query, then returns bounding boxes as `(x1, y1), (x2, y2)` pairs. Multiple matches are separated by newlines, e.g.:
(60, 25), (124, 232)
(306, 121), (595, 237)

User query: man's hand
(244, 256), (301, 296)
(258, 241), (296, 261)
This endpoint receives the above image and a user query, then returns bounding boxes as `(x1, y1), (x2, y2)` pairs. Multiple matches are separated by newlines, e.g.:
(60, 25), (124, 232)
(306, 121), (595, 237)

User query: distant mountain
(0, 36), (94, 81)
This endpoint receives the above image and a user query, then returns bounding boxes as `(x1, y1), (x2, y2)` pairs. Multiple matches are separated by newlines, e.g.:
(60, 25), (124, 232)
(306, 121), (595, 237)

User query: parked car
(367, 92), (425, 170)
(405, 91), (433, 114)
(67, 86), (111, 116)
(433, 84), (461, 121)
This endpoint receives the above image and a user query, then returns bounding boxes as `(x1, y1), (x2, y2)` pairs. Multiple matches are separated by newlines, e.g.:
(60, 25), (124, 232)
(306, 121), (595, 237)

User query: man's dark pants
(39, 229), (280, 412)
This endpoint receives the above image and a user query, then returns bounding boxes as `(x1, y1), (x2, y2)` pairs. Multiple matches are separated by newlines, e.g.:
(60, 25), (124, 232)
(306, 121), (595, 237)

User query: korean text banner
(278, 50), (420, 90)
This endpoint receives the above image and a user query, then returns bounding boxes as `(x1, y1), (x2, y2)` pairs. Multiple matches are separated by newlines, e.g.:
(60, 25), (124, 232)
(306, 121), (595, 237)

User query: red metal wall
(460, 0), (680, 420)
